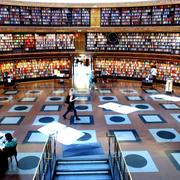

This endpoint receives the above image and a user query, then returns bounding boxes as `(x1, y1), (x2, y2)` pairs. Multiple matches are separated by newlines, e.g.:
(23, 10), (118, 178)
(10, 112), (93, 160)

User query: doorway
(72, 55), (92, 91)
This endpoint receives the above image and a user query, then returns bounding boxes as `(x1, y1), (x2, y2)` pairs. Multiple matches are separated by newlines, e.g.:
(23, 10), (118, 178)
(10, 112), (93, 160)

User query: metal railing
(32, 134), (57, 180)
(107, 133), (132, 180)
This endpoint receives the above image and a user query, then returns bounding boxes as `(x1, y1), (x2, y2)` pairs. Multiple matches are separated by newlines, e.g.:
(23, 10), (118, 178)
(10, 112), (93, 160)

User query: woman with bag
(63, 88), (80, 120)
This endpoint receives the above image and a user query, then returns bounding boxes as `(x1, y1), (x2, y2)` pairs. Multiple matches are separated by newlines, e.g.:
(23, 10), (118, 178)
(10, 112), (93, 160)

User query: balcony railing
(107, 133), (132, 180)
(32, 134), (56, 180)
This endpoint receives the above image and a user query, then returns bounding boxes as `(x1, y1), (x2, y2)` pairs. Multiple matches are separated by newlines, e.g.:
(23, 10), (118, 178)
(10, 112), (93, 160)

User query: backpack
(65, 95), (70, 104)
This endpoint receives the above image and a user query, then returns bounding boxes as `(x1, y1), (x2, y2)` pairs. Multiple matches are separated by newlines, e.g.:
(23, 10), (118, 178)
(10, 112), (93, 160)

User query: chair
(3, 145), (18, 166)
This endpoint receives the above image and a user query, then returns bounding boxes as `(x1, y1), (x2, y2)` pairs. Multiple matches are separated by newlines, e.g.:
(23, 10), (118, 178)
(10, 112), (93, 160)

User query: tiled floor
(0, 79), (180, 180)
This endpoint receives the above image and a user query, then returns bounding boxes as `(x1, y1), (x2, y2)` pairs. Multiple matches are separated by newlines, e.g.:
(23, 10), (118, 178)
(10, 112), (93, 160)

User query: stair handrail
(32, 133), (57, 180)
(107, 133), (132, 180)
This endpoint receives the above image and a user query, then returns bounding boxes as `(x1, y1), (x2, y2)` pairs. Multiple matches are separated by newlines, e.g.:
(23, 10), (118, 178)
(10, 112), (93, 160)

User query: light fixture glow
(14, 0), (154, 4)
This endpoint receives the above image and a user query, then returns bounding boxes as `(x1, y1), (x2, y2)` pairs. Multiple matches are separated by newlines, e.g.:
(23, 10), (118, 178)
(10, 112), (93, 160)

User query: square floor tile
(0, 96), (13, 102)
(144, 89), (159, 94)
(4, 90), (18, 95)
(139, 114), (166, 123)
(120, 89), (138, 95)
(149, 128), (180, 142)
(75, 95), (91, 102)
(126, 96), (144, 101)
(109, 129), (141, 142)
(8, 105), (33, 112)
(32, 115), (60, 125)
(19, 97), (37, 102)
(41, 104), (62, 112)
(23, 131), (48, 143)
(52, 88), (64, 94)
(0, 116), (24, 125)
(6, 152), (41, 175)
(122, 151), (159, 172)
(166, 150), (180, 170)
(105, 114), (131, 125)
(160, 103), (180, 110)
(170, 113), (180, 123)
(26, 90), (42, 95)
(46, 96), (65, 102)
(150, 95), (166, 101)
(72, 130), (97, 144)
(130, 103), (154, 111)
(75, 90), (90, 95)
(70, 115), (94, 125)
(99, 96), (118, 102)
(75, 104), (92, 112)
(98, 89), (112, 94)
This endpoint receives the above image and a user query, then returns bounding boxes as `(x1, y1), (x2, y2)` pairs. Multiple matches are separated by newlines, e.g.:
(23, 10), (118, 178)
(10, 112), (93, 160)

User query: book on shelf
(162, 5), (174, 25)
(131, 7), (141, 25)
(42, 8), (51, 25)
(152, 6), (163, 25)
(31, 7), (42, 25)
(9, 6), (20, 25)
(174, 4), (180, 24)
(0, 5), (10, 25)
(121, 8), (131, 25)
(20, 6), (31, 25)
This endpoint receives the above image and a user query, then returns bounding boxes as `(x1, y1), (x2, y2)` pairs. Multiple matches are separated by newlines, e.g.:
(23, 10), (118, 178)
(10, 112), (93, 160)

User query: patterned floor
(0, 79), (180, 180)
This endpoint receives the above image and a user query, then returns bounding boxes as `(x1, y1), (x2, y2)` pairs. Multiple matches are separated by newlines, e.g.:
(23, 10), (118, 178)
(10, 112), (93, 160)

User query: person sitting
(3, 133), (17, 149)
(2, 133), (18, 165)
(101, 69), (109, 83)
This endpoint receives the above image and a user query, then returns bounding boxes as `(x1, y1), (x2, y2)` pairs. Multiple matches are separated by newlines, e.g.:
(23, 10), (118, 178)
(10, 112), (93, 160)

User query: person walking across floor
(150, 65), (157, 83)
(89, 70), (98, 90)
(63, 88), (80, 120)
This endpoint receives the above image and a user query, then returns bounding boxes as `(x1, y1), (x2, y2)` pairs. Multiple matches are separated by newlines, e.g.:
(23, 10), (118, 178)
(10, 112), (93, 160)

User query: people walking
(89, 70), (98, 90)
(63, 88), (80, 120)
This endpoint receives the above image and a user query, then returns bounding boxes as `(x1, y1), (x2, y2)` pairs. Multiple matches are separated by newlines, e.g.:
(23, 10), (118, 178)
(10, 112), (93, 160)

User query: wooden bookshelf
(100, 4), (180, 26)
(86, 32), (180, 55)
(0, 33), (75, 53)
(94, 57), (180, 83)
(0, 57), (71, 82)
(0, 4), (90, 26)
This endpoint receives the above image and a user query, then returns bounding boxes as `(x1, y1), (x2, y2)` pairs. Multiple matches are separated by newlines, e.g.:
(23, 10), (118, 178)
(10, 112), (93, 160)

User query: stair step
(54, 173), (112, 180)
(57, 160), (108, 164)
(57, 154), (109, 161)
(56, 163), (110, 172)
(56, 170), (110, 175)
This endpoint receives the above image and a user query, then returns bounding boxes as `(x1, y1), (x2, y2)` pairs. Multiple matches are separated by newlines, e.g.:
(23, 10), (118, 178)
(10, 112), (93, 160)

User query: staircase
(53, 154), (112, 180)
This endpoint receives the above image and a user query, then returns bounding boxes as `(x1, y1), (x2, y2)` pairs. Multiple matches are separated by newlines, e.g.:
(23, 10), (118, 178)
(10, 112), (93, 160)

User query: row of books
(95, 58), (180, 83)
(0, 5), (90, 26)
(0, 33), (75, 52)
(0, 58), (71, 81)
(101, 4), (180, 26)
(86, 32), (180, 55)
